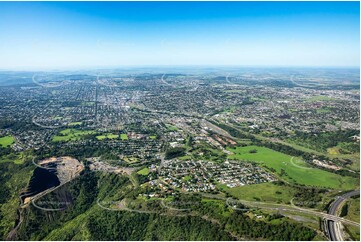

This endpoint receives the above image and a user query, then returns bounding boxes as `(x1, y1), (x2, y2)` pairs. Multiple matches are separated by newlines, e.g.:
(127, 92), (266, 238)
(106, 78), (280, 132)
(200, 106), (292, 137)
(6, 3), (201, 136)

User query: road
(327, 190), (360, 241)
(199, 193), (359, 227)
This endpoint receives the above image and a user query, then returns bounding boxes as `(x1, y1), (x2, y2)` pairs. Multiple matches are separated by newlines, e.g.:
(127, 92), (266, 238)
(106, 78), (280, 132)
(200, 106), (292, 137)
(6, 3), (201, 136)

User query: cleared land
(305, 95), (336, 102)
(0, 135), (15, 147)
(96, 133), (119, 140)
(217, 182), (294, 203)
(137, 167), (150, 176)
(227, 145), (356, 189)
(120, 134), (128, 140)
(68, 121), (82, 126)
(52, 129), (96, 142)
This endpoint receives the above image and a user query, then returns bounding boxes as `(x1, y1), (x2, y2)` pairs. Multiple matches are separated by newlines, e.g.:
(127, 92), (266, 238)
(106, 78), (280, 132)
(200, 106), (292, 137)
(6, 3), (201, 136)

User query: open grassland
(137, 167), (150, 176)
(227, 145), (357, 190)
(96, 133), (119, 140)
(68, 121), (82, 126)
(305, 95), (336, 102)
(217, 182), (295, 203)
(327, 147), (340, 155)
(52, 129), (96, 142)
(166, 124), (178, 131)
(0, 152), (26, 164)
(123, 156), (138, 163)
(120, 133), (128, 140)
(0, 135), (15, 147)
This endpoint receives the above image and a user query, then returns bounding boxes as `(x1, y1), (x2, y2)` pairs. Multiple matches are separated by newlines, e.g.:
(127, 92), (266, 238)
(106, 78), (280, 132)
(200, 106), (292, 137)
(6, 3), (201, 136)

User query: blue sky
(0, 1), (359, 70)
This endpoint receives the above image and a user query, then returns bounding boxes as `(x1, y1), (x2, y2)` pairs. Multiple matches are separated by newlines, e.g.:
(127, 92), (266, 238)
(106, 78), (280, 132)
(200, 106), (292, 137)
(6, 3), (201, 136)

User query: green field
(137, 167), (149, 176)
(96, 133), (119, 140)
(227, 145), (356, 190)
(306, 95), (336, 102)
(68, 121), (82, 126)
(178, 155), (192, 161)
(183, 175), (191, 181)
(120, 133), (128, 140)
(124, 156), (138, 163)
(52, 129), (96, 142)
(0, 152), (26, 164)
(166, 124), (178, 131)
(149, 135), (157, 139)
(217, 182), (295, 203)
(0, 136), (15, 147)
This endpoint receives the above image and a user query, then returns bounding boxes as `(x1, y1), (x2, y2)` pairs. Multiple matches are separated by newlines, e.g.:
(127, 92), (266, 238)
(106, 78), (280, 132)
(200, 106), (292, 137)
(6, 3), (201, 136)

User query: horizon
(0, 1), (360, 69)
(1, 65), (360, 73)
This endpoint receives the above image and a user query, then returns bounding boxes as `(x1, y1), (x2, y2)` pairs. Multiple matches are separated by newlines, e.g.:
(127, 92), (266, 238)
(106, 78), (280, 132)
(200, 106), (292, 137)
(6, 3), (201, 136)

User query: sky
(0, 1), (359, 70)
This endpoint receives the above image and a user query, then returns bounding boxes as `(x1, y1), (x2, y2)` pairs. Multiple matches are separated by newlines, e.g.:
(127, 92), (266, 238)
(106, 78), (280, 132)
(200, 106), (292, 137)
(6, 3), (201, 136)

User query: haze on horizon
(0, 1), (359, 70)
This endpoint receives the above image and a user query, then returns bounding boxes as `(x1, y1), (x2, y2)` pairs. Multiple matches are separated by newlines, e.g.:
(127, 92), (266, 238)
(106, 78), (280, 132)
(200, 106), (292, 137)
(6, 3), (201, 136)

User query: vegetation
(0, 159), (33, 239)
(165, 124), (178, 131)
(165, 147), (186, 159)
(226, 211), (316, 240)
(340, 202), (349, 217)
(227, 145), (356, 189)
(52, 129), (97, 142)
(120, 133), (128, 140)
(305, 95), (336, 102)
(137, 167), (150, 176)
(0, 151), (25, 164)
(345, 198), (360, 223)
(293, 187), (326, 208)
(288, 130), (359, 153)
(0, 136), (14, 147)
(96, 133), (119, 140)
(1, 167), (317, 241)
(217, 182), (295, 203)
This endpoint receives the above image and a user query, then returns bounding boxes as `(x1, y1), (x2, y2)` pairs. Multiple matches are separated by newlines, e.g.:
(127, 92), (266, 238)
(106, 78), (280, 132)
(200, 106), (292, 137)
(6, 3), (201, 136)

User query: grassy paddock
(227, 145), (356, 190)
(217, 182), (295, 203)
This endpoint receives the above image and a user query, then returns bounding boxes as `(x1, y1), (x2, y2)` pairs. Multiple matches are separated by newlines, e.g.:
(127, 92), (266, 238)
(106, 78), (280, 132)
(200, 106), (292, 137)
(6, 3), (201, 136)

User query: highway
(200, 193), (360, 227)
(327, 190), (360, 241)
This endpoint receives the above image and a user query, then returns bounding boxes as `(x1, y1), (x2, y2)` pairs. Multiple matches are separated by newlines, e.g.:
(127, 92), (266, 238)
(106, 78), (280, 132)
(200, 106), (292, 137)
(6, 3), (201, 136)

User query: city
(0, 1), (359, 241)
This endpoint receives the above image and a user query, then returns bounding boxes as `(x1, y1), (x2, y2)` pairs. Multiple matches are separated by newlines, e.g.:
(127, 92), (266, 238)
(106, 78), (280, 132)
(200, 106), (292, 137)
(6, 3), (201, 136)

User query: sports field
(227, 145), (356, 190)
(0, 135), (15, 147)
